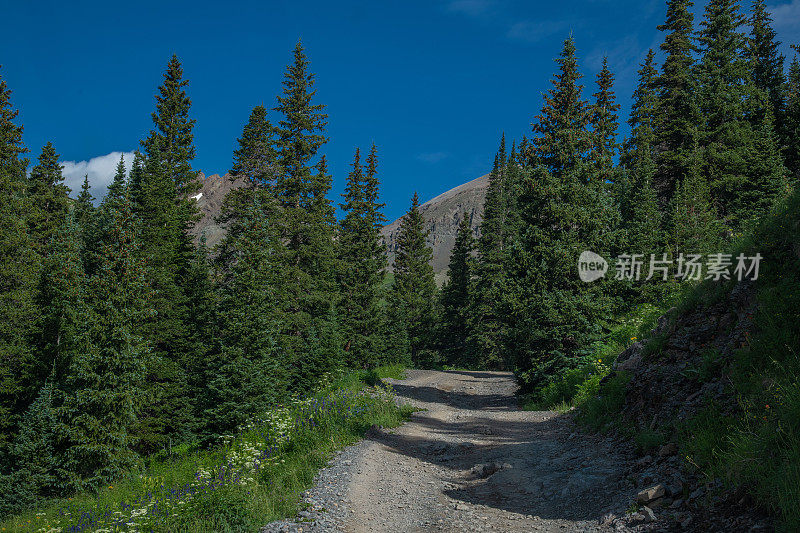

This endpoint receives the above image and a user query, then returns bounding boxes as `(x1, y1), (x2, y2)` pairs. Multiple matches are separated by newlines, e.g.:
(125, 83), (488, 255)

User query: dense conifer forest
(1, 0), (800, 528)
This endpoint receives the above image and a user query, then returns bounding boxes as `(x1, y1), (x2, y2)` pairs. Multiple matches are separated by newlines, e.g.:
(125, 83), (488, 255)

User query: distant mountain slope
(190, 171), (489, 284)
(189, 172), (244, 248)
(381, 174), (488, 284)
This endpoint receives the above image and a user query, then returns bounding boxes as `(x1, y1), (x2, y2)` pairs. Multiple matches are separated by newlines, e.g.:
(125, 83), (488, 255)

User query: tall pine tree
(748, 0), (785, 130)
(0, 69), (37, 459)
(339, 146), (388, 368)
(27, 142), (70, 254)
(654, 0), (699, 206)
(469, 137), (512, 369)
(273, 42), (340, 388)
(130, 56), (199, 452)
(390, 193), (438, 367)
(623, 50), (663, 257)
(530, 36), (590, 180)
(56, 196), (148, 491)
(440, 214), (475, 366)
(588, 57), (620, 186)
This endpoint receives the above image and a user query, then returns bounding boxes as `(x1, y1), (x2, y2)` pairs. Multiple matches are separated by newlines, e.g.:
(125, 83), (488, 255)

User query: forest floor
(261, 369), (678, 533)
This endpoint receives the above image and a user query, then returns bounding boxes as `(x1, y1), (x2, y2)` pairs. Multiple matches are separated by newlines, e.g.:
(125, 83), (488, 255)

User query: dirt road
(264, 369), (644, 532)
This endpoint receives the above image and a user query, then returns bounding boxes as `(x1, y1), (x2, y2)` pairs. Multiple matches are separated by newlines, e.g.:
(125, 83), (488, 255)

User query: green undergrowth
(668, 191), (800, 531)
(573, 191), (800, 530)
(521, 296), (676, 412)
(0, 365), (413, 533)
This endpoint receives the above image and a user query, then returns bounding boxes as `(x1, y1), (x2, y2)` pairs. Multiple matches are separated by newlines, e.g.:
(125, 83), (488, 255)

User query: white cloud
(61, 151), (135, 202)
(417, 151), (450, 164)
(507, 20), (570, 44)
(769, 0), (800, 32)
(768, 1), (800, 57)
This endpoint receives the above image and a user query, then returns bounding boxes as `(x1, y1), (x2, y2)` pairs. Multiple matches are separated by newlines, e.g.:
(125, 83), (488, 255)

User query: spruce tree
(184, 237), (218, 437)
(784, 55), (800, 182)
(339, 147), (386, 368)
(623, 50), (659, 169)
(27, 142), (70, 254)
(3, 379), (58, 514)
(695, 0), (785, 228)
(695, 0), (748, 219)
(0, 69), (37, 458)
(56, 196), (148, 491)
(74, 175), (98, 272)
(440, 214), (474, 366)
(469, 139), (511, 369)
(104, 155), (128, 211)
(588, 57), (620, 186)
(390, 192), (438, 367)
(363, 145), (390, 363)
(530, 36), (590, 180)
(506, 161), (612, 392)
(36, 212), (86, 394)
(75, 175), (95, 228)
(273, 41), (339, 388)
(748, 0), (785, 130)
(623, 50), (664, 257)
(742, 105), (789, 220)
(202, 197), (284, 441)
(131, 56), (199, 452)
(654, 0), (699, 206)
(671, 146), (722, 254)
(231, 104), (278, 188)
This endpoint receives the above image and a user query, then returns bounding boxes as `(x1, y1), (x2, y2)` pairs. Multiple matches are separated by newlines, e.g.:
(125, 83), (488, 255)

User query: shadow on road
(368, 370), (633, 522)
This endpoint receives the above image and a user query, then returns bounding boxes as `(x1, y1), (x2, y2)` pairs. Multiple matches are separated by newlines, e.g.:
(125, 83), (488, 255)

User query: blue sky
(2, 0), (800, 221)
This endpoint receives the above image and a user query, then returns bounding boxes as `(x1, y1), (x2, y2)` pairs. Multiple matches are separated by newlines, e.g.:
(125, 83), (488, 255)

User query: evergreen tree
(671, 146), (722, 254)
(506, 163), (611, 391)
(623, 50), (663, 257)
(2, 379), (58, 515)
(131, 56), (199, 452)
(588, 57), (620, 186)
(469, 138), (511, 369)
(56, 196), (148, 491)
(390, 192), (438, 367)
(104, 155), (128, 212)
(695, 0), (785, 228)
(202, 197), (284, 441)
(273, 42), (339, 388)
(748, 0), (785, 130)
(231, 104), (278, 188)
(74, 175), (98, 271)
(74, 175), (95, 229)
(184, 237), (219, 437)
(741, 105), (789, 220)
(141, 55), (199, 199)
(623, 50), (659, 169)
(654, 0), (699, 205)
(36, 213), (86, 395)
(440, 213), (475, 366)
(362, 144), (390, 363)
(27, 142), (70, 254)
(0, 68), (37, 459)
(128, 150), (145, 208)
(339, 147), (387, 368)
(785, 55), (800, 182)
(530, 36), (590, 179)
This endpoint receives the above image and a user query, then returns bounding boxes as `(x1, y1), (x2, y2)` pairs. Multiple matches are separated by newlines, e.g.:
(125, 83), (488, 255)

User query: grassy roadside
(0, 365), (412, 533)
(524, 191), (800, 529)
(520, 296), (678, 415)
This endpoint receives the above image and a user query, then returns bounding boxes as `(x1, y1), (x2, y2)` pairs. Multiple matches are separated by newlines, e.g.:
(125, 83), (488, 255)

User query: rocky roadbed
(261, 370), (769, 533)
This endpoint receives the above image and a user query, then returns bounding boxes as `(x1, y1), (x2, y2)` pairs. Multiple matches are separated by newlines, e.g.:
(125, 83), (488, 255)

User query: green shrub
(575, 371), (631, 431)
